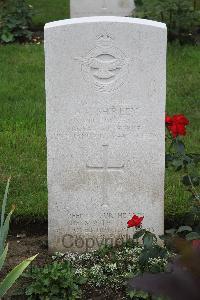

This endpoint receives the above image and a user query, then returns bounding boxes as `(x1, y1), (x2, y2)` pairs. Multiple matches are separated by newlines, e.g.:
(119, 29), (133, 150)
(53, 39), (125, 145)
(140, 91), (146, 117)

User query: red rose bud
(127, 214), (144, 228)
(166, 114), (189, 138)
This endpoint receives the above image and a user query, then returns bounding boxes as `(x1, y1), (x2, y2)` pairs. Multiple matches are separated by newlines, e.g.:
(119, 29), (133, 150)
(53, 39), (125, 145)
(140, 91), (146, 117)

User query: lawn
(0, 43), (199, 223)
(27, 0), (69, 28)
(0, 44), (47, 220)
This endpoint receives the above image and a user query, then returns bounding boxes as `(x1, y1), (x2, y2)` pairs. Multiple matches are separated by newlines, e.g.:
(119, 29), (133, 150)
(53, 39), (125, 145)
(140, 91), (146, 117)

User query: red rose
(127, 214), (144, 228)
(166, 114), (189, 138)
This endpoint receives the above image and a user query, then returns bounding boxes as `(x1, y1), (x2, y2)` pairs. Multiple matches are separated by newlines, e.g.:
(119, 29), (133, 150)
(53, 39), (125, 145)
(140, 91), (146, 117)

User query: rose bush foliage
(165, 113), (200, 229)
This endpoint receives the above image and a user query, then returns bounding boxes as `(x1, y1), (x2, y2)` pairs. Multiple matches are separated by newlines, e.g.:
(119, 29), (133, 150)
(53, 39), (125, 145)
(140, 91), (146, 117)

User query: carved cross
(86, 144), (124, 207)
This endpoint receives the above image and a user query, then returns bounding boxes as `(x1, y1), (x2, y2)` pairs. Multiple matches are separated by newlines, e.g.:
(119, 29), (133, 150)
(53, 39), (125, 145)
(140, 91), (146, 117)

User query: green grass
(0, 43), (199, 223)
(27, 0), (69, 28)
(165, 45), (200, 223)
(0, 44), (47, 220)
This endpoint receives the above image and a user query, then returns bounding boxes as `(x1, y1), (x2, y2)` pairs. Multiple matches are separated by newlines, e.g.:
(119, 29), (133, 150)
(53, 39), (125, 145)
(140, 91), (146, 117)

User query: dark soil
(1, 234), (49, 300)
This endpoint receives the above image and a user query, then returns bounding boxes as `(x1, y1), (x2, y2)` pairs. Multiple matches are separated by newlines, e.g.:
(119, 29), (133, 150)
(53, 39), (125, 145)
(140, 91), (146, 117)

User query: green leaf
(183, 155), (193, 165)
(175, 140), (185, 154)
(0, 254), (37, 297)
(127, 289), (149, 299)
(172, 159), (183, 170)
(127, 290), (136, 299)
(136, 290), (149, 299)
(165, 154), (173, 165)
(0, 208), (14, 256)
(1, 178), (11, 229)
(143, 232), (154, 249)
(0, 244), (8, 272)
(0, 178), (13, 256)
(186, 232), (200, 241)
(177, 226), (192, 233)
(139, 249), (151, 266)
(78, 276), (87, 285)
(132, 229), (146, 239)
(1, 32), (14, 43)
(159, 234), (165, 240)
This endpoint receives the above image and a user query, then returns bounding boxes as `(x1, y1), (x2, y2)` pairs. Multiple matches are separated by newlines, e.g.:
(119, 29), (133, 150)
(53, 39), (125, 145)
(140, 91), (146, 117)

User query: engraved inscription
(75, 34), (129, 92)
(67, 211), (133, 236)
(101, 0), (108, 10)
(66, 104), (141, 140)
(86, 144), (125, 207)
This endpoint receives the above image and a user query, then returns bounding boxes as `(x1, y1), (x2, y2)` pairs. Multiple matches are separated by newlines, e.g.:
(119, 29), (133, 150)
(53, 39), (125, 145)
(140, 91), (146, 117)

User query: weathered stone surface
(45, 17), (167, 253)
(70, 0), (135, 18)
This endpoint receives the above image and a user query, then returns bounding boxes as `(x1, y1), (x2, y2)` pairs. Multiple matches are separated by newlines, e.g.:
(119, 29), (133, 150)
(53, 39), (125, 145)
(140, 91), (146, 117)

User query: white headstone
(45, 17), (167, 253)
(70, 0), (135, 18)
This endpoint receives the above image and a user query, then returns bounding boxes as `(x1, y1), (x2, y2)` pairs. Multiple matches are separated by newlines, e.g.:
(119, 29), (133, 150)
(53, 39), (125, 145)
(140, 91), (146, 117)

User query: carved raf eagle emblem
(75, 34), (129, 93)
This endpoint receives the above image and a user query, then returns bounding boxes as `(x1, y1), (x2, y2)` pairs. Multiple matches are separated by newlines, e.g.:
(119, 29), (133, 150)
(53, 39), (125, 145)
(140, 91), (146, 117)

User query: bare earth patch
(1, 235), (48, 300)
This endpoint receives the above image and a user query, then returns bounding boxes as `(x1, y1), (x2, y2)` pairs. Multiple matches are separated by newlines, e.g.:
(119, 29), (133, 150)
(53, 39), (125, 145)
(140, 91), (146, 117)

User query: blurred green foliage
(135, 0), (200, 43)
(0, 0), (33, 43)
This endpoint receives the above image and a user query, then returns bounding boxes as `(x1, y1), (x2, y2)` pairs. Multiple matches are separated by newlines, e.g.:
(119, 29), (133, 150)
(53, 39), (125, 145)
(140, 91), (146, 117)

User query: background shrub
(0, 0), (33, 43)
(135, 0), (200, 44)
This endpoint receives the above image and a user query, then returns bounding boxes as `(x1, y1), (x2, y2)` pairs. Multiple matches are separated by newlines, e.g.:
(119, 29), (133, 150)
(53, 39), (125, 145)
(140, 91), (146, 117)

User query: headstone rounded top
(70, 0), (135, 18)
(44, 16), (166, 30)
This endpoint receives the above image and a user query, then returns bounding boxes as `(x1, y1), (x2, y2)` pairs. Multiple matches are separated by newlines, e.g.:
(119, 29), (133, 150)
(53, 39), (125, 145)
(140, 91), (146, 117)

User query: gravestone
(70, 0), (135, 18)
(45, 16), (167, 253)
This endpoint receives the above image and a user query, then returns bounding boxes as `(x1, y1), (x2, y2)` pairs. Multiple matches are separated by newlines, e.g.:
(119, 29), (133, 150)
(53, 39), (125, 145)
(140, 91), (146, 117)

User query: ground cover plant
(25, 261), (86, 300)
(25, 237), (172, 299)
(0, 44), (199, 225)
(6, 212), (199, 299)
(24, 214), (196, 300)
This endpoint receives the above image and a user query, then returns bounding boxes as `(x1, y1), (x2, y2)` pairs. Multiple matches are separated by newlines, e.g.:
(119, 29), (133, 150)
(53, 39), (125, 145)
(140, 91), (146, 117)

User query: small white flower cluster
(90, 264), (103, 274)
(131, 245), (143, 255)
(127, 264), (134, 272)
(62, 252), (78, 262)
(78, 252), (93, 261)
(105, 263), (117, 272)
(74, 267), (87, 277)
(89, 264), (106, 287)
(52, 242), (172, 289)
(52, 252), (64, 259)
(148, 256), (168, 271)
